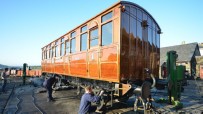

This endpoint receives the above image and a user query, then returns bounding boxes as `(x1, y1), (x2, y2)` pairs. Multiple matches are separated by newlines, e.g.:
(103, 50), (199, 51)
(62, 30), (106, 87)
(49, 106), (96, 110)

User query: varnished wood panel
(54, 63), (64, 74)
(70, 52), (87, 77)
(100, 46), (118, 81)
(100, 63), (117, 80)
(88, 50), (99, 79)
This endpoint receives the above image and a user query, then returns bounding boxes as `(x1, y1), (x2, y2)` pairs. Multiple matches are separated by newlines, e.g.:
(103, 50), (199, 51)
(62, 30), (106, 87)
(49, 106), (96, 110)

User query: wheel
(134, 98), (139, 111)
(96, 97), (105, 111)
(134, 96), (145, 112)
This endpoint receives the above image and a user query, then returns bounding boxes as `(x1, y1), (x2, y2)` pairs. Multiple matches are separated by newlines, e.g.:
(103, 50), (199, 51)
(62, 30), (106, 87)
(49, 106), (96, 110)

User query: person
(43, 75), (57, 102)
(1, 68), (9, 93)
(79, 86), (104, 114)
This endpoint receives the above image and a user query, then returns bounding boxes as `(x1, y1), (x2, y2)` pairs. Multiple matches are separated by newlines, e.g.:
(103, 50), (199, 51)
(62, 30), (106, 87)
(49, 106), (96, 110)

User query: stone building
(160, 42), (201, 78)
(196, 56), (203, 79)
(199, 43), (203, 56)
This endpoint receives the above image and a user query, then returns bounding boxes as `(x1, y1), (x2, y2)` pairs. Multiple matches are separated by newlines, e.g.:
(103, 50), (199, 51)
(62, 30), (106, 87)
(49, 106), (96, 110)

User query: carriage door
(100, 20), (118, 81)
(88, 27), (100, 79)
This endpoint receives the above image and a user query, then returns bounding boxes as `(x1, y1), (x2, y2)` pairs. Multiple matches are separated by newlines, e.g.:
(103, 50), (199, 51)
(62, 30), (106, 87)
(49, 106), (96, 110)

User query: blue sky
(0, 0), (203, 66)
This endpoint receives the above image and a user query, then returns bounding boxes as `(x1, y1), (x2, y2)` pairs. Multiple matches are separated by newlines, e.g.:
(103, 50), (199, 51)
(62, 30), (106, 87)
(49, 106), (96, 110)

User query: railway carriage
(41, 1), (161, 109)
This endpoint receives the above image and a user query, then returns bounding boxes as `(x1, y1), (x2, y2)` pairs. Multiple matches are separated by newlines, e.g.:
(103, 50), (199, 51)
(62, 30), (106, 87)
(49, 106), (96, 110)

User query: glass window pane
(148, 28), (152, 45)
(148, 17), (152, 27)
(55, 45), (59, 57)
(71, 38), (76, 53)
(156, 30), (160, 48)
(61, 43), (64, 56)
(143, 13), (147, 21)
(90, 29), (98, 38)
(137, 20), (142, 40)
(130, 16), (136, 39)
(90, 28), (98, 47)
(71, 32), (76, 38)
(47, 49), (49, 59)
(152, 29), (156, 47)
(49, 48), (51, 58)
(102, 12), (112, 23)
(81, 25), (87, 33)
(61, 38), (64, 42)
(102, 22), (112, 46)
(81, 33), (87, 51)
(137, 9), (142, 20)
(91, 39), (98, 47)
(66, 41), (70, 54)
(41, 51), (43, 60)
(43, 51), (44, 60)
(52, 47), (55, 57)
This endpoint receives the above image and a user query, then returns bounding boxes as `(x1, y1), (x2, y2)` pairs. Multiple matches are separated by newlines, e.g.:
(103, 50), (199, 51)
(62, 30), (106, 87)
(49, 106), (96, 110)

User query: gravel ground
(1, 76), (203, 114)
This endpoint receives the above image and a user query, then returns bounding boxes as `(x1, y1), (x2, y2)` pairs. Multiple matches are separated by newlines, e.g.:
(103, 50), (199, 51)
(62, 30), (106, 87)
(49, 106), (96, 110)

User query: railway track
(15, 89), (24, 114)
(14, 87), (46, 114)
(31, 88), (46, 114)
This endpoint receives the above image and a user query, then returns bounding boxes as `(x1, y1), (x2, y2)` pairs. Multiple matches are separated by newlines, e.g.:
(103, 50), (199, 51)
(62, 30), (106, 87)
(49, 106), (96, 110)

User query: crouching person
(43, 74), (57, 102)
(79, 86), (104, 114)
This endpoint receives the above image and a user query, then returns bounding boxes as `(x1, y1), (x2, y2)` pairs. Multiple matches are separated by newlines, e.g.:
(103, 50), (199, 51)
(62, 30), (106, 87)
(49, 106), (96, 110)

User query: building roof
(160, 42), (199, 65)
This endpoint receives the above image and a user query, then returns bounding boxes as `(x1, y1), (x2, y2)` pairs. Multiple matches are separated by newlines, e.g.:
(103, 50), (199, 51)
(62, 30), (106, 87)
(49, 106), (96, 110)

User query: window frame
(80, 32), (88, 51)
(81, 25), (87, 33)
(101, 21), (113, 46)
(49, 45), (51, 58)
(101, 11), (113, 23)
(55, 41), (59, 57)
(60, 38), (65, 56)
(65, 39), (70, 55)
(70, 38), (76, 53)
(46, 46), (49, 59)
(89, 27), (99, 48)
(70, 31), (76, 53)
(52, 45), (55, 58)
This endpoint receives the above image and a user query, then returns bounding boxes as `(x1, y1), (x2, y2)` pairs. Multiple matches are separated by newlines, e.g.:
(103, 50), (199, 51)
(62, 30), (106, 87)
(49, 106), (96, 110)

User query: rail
(15, 88), (46, 114)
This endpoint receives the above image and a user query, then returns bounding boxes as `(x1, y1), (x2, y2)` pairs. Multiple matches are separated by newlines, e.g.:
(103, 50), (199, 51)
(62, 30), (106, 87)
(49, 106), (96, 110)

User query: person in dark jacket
(78, 86), (104, 114)
(1, 68), (9, 93)
(43, 75), (57, 102)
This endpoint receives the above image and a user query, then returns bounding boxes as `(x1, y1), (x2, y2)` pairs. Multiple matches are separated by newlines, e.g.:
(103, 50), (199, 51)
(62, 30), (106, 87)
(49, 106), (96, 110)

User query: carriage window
(65, 40), (70, 55)
(44, 48), (47, 59)
(49, 46), (51, 58)
(46, 47), (49, 59)
(42, 50), (43, 60)
(71, 31), (76, 38)
(137, 20), (142, 40)
(152, 28), (156, 47)
(148, 17), (152, 27)
(102, 12), (112, 23)
(90, 28), (98, 47)
(42, 50), (45, 60)
(71, 38), (76, 53)
(156, 30), (160, 48)
(137, 9), (142, 20)
(61, 38), (64, 42)
(81, 33), (87, 51)
(52, 46), (55, 57)
(148, 28), (152, 45)
(81, 25), (87, 33)
(55, 41), (59, 57)
(102, 22), (112, 46)
(60, 38), (65, 56)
